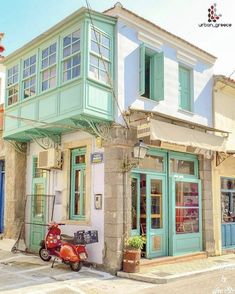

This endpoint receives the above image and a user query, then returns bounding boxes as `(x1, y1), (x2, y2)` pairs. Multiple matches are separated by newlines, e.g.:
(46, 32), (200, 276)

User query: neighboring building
(212, 75), (235, 254)
(2, 3), (229, 273)
(0, 33), (5, 235)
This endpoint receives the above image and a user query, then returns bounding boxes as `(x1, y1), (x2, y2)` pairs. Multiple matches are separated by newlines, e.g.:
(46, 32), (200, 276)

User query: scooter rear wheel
(70, 261), (82, 272)
(39, 247), (52, 262)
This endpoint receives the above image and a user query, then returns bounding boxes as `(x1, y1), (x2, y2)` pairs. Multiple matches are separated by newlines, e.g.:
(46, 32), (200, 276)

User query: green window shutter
(139, 43), (145, 95)
(152, 52), (164, 101)
(179, 66), (191, 111)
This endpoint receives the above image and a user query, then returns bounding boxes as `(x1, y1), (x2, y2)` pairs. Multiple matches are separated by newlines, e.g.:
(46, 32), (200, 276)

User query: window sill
(87, 76), (112, 90)
(178, 108), (194, 116)
(139, 96), (160, 104)
(63, 219), (91, 226)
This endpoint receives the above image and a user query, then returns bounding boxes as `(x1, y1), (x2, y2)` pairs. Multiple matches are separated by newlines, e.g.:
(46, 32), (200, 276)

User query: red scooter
(39, 222), (88, 271)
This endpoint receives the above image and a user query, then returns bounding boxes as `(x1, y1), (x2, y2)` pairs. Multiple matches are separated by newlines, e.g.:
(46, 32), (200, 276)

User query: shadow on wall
(194, 77), (213, 126)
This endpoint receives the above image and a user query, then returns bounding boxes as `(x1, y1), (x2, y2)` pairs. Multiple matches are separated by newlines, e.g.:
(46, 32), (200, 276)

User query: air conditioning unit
(38, 148), (62, 170)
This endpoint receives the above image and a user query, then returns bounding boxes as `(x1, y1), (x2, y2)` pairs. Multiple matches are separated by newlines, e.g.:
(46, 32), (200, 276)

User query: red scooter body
(39, 223), (88, 271)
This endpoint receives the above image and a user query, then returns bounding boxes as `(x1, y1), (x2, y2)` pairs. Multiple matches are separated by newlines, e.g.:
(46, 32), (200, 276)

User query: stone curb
(117, 262), (235, 284)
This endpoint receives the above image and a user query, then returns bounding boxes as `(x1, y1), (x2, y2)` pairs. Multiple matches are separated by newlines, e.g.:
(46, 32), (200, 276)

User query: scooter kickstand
(51, 257), (57, 268)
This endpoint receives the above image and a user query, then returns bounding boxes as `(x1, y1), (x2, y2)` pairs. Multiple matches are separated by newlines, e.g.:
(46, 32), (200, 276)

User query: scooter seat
(61, 234), (78, 245)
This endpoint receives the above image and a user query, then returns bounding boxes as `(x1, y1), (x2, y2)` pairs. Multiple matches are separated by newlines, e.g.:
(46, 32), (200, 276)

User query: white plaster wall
(0, 64), (5, 104)
(25, 131), (104, 264)
(115, 20), (214, 127)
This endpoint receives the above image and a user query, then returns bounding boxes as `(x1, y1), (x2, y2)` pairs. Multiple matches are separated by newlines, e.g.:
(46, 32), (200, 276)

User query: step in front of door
(140, 251), (208, 267)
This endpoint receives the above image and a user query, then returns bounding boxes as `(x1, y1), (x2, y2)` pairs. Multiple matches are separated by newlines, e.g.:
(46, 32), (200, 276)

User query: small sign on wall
(94, 194), (102, 210)
(91, 152), (104, 164)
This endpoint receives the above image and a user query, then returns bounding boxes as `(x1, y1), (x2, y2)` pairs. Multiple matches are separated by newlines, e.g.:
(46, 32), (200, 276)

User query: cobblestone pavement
(0, 250), (235, 294)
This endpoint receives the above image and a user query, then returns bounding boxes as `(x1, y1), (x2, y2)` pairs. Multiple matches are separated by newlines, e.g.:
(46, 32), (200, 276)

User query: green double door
(132, 173), (202, 258)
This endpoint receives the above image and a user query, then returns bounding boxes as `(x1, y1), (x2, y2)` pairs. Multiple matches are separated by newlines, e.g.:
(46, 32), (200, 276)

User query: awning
(137, 119), (227, 152)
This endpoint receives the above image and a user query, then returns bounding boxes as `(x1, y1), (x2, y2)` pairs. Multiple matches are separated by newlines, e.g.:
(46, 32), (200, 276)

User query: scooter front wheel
(70, 261), (82, 272)
(39, 247), (51, 262)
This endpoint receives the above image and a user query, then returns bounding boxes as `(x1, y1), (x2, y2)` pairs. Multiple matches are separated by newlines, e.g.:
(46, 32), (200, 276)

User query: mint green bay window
(70, 148), (86, 220)
(139, 44), (164, 101)
(179, 65), (192, 111)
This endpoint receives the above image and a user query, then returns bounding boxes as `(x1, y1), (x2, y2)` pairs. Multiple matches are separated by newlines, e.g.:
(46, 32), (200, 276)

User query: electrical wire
(85, 0), (129, 129)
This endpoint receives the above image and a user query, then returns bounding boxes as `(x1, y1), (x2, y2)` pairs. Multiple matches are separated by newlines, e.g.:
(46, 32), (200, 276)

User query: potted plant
(123, 236), (145, 273)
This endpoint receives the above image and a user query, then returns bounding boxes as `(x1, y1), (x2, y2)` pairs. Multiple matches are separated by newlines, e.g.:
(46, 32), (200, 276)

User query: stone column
(4, 142), (27, 239)
(103, 127), (136, 274)
(199, 156), (215, 256)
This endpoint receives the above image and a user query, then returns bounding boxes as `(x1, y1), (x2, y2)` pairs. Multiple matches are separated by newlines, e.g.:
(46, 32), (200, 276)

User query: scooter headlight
(79, 252), (87, 260)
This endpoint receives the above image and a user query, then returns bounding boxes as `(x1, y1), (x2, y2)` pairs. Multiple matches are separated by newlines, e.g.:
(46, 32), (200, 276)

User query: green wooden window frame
(139, 43), (164, 101)
(62, 29), (81, 82)
(22, 55), (37, 99)
(41, 42), (57, 92)
(89, 27), (111, 85)
(169, 152), (198, 179)
(7, 64), (19, 106)
(179, 65), (193, 112)
(70, 147), (86, 220)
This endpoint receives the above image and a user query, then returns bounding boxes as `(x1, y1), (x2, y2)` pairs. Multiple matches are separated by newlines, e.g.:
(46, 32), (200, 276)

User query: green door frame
(29, 158), (47, 252)
(146, 174), (167, 258)
(131, 148), (202, 258)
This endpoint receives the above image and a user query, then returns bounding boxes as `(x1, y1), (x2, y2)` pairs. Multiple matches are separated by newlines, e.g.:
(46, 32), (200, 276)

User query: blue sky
(0, 0), (234, 76)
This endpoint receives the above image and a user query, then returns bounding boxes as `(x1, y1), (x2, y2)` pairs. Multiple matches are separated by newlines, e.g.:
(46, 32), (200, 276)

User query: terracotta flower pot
(122, 249), (141, 273)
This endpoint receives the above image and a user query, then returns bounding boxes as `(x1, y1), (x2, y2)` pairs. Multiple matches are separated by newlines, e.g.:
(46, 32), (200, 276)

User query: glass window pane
(221, 178), (235, 190)
(64, 58), (72, 70)
(101, 35), (110, 48)
(175, 181), (199, 234)
(30, 55), (36, 64)
(72, 30), (80, 42)
(63, 70), (71, 82)
(24, 58), (30, 68)
(23, 68), (29, 78)
(42, 80), (48, 91)
(42, 69), (49, 80)
(63, 46), (71, 58)
(91, 41), (99, 54)
(91, 29), (99, 41)
(74, 170), (81, 215)
(131, 178), (138, 230)
(176, 208), (199, 234)
(50, 77), (56, 88)
(63, 35), (71, 47)
(89, 66), (99, 79)
(49, 53), (56, 65)
(50, 66), (56, 77)
(100, 46), (109, 59)
(170, 159), (195, 175)
(99, 70), (108, 83)
(30, 64), (36, 75)
(50, 43), (56, 54)
(72, 66), (80, 78)
(99, 60), (109, 71)
(151, 179), (162, 229)
(42, 58), (48, 69)
(72, 54), (80, 66)
(72, 41), (80, 54)
(42, 48), (49, 59)
(90, 55), (99, 67)
(75, 155), (85, 164)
